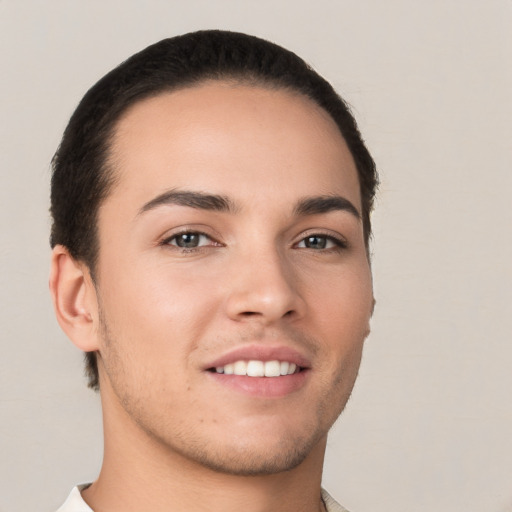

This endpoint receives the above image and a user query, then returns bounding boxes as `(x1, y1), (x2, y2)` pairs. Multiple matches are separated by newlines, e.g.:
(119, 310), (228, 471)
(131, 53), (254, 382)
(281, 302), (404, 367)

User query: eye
(296, 234), (346, 251)
(163, 231), (217, 249)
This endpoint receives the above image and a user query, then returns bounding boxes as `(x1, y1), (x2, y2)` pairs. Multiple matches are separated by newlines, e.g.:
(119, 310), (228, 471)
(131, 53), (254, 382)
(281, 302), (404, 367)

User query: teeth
(214, 360), (300, 377)
(233, 361), (247, 375)
(264, 360), (281, 377)
(247, 360), (265, 377)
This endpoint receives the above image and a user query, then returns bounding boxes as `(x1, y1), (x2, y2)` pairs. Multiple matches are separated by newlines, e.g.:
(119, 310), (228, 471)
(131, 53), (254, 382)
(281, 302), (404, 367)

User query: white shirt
(56, 485), (350, 512)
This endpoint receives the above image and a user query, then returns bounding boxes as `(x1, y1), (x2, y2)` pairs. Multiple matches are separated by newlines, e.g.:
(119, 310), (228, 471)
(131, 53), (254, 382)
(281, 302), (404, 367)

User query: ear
(364, 297), (376, 339)
(49, 245), (100, 352)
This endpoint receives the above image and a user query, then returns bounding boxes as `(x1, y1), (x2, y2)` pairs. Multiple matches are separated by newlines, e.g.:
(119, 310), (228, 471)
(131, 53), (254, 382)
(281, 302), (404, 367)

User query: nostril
(239, 309), (295, 319)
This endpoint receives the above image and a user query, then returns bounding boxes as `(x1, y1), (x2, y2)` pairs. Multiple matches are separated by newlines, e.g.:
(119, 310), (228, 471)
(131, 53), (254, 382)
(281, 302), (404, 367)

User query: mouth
(208, 360), (301, 377)
(204, 346), (310, 398)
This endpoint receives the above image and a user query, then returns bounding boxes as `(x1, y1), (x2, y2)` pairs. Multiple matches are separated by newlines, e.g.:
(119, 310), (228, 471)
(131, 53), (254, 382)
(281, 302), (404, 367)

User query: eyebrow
(138, 189), (359, 220)
(294, 195), (360, 219)
(138, 190), (236, 215)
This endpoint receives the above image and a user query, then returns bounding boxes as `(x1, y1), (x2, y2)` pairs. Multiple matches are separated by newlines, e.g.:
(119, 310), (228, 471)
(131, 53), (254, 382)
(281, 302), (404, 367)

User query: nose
(224, 248), (305, 325)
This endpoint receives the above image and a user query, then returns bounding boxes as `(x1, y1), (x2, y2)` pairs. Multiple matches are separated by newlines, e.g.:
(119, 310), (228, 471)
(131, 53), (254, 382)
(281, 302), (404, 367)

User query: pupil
(177, 233), (199, 248)
(306, 236), (326, 249)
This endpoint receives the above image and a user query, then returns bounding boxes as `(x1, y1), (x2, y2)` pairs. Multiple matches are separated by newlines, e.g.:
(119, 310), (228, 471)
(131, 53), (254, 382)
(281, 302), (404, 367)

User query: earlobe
(49, 245), (100, 352)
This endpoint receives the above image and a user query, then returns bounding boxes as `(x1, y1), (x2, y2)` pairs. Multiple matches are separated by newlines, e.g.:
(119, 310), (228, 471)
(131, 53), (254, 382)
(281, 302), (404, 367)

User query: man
(49, 30), (377, 512)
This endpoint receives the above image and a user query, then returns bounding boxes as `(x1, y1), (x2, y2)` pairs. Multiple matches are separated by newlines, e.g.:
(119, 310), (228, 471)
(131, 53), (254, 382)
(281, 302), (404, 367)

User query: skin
(50, 82), (374, 512)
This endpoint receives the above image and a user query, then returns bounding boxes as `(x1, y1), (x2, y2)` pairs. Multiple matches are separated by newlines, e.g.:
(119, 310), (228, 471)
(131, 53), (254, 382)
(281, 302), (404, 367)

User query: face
(92, 82), (373, 475)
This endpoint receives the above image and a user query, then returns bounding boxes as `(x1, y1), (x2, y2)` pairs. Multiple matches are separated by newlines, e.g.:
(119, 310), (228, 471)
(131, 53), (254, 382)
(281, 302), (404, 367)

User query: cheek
(305, 263), (372, 391)
(111, 257), (216, 319)
(309, 263), (373, 340)
(97, 261), (222, 372)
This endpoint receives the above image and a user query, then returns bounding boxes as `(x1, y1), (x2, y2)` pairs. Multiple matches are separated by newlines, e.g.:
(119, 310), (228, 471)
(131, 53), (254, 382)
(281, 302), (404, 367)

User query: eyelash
(160, 230), (348, 253)
(295, 233), (348, 252)
(160, 230), (221, 252)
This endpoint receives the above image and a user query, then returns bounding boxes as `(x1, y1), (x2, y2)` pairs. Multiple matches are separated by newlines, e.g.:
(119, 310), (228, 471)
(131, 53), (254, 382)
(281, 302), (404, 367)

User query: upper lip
(205, 344), (311, 370)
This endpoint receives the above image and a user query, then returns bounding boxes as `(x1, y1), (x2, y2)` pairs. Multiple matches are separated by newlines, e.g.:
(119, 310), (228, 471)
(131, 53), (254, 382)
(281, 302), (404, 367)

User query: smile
(212, 360), (299, 377)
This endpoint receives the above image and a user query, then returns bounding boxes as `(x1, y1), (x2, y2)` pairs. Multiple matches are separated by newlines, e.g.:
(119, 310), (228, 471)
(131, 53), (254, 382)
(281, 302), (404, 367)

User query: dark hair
(50, 29), (378, 390)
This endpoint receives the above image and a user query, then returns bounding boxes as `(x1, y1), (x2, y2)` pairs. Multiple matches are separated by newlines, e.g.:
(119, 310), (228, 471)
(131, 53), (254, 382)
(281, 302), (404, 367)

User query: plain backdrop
(1, 1), (511, 511)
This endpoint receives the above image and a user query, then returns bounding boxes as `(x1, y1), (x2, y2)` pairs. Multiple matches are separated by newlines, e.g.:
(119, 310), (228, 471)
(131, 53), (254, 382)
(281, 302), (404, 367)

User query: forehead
(107, 82), (361, 211)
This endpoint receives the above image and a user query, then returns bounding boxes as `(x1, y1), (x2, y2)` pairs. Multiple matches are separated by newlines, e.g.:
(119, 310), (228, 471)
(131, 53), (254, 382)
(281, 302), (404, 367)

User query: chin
(179, 432), (325, 476)
(156, 414), (331, 477)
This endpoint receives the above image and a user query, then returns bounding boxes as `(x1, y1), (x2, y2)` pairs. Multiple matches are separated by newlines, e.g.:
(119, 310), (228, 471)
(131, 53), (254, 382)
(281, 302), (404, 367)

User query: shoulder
(55, 485), (93, 512)
(321, 488), (351, 512)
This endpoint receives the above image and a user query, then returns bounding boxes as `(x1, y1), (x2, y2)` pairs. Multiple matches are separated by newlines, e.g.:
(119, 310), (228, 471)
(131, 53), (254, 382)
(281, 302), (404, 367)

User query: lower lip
(207, 370), (309, 398)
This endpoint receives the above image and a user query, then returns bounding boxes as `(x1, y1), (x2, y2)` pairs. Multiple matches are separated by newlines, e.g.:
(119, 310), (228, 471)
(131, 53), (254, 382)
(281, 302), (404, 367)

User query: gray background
(1, 1), (511, 511)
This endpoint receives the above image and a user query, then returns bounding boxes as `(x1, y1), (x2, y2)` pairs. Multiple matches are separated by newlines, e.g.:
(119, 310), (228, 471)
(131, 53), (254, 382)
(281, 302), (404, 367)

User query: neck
(82, 380), (327, 512)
